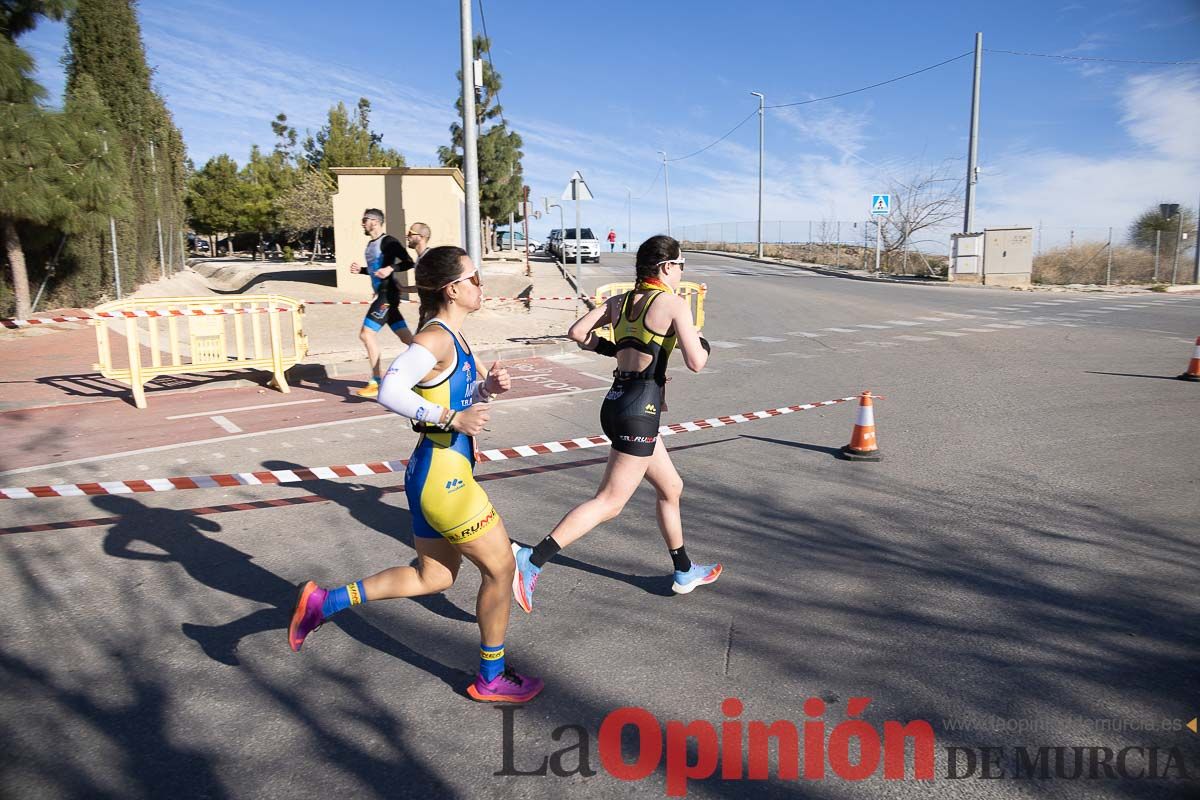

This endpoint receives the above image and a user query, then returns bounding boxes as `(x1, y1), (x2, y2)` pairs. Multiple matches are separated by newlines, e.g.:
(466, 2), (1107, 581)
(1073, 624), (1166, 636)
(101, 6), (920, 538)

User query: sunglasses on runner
(656, 257), (685, 270)
(443, 270), (481, 289)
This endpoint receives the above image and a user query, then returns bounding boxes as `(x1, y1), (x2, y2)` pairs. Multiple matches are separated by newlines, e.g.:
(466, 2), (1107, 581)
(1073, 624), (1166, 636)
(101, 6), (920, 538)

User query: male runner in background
(406, 221), (431, 263)
(350, 209), (414, 398)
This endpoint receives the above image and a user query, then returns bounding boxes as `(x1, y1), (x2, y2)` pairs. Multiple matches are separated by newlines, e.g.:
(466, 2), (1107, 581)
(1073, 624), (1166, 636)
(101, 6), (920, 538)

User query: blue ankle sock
(480, 643), (505, 681)
(322, 580), (366, 617)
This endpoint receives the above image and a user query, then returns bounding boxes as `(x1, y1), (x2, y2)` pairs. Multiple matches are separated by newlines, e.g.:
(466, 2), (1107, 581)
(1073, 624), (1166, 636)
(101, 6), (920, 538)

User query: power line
(665, 109), (759, 162)
(766, 51), (974, 108)
(634, 164), (664, 199)
(659, 51), (974, 166)
(475, 0), (508, 127)
(986, 48), (1200, 66)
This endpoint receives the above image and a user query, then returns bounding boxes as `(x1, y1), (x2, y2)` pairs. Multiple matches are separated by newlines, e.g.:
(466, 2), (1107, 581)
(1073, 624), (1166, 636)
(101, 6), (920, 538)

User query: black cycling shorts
(600, 377), (663, 457)
(363, 283), (408, 332)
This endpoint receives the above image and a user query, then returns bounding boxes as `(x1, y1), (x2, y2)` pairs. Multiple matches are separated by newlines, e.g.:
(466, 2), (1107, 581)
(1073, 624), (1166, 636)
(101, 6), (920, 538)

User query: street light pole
(751, 91), (765, 258)
(657, 150), (671, 237)
(963, 31), (983, 234)
(459, 0), (482, 266)
(624, 186), (632, 252)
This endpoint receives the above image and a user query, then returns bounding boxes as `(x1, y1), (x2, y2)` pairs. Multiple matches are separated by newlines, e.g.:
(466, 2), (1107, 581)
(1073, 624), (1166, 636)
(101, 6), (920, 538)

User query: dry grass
(681, 240), (949, 277)
(1031, 243), (1184, 285)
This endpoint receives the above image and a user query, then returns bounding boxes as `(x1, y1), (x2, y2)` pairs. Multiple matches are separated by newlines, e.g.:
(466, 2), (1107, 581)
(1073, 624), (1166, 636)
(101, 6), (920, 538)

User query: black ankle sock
(529, 535), (561, 569)
(669, 546), (692, 573)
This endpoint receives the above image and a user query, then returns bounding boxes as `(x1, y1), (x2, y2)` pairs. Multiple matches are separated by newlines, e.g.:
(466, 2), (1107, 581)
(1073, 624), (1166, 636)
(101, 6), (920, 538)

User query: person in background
(349, 208), (414, 399)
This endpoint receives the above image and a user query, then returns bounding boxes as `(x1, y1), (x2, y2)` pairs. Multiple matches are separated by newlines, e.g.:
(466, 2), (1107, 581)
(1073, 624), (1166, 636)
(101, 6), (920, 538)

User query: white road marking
(960, 327), (1000, 333)
(894, 335), (935, 342)
(984, 323), (1024, 329)
(707, 341), (744, 348)
(885, 320), (924, 326)
(916, 316), (955, 322)
(930, 331), (968, 337)
(166, 398), (326, 420)
(855, 324), (892, 329)
(822, 327), (860, 333)
(210, 415), (242, 433)
(786, 331), (825, 338)
(745, 336), (787, 342)
(727, 358), (769, 365)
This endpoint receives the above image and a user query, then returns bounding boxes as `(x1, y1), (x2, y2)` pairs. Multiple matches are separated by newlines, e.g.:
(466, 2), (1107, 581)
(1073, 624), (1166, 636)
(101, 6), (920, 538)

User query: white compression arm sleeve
(377, 344), (447, 425)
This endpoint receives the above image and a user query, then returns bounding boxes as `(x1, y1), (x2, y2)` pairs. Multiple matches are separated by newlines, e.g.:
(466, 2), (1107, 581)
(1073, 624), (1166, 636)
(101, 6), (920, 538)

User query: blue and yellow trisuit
(404, 319), (498, 545)
(601, 286), (677, 457)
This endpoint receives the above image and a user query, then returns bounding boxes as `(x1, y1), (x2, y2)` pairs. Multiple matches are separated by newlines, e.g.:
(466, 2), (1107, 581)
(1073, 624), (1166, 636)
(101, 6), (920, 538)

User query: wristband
(593, 337), (618, 357)
(699, 336), (711, 354)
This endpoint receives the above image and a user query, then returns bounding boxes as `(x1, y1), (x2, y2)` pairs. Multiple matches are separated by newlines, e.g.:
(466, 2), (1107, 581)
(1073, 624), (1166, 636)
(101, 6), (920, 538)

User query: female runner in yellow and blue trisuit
(512, 235), (722, 612)
(288, 245), (542, 703)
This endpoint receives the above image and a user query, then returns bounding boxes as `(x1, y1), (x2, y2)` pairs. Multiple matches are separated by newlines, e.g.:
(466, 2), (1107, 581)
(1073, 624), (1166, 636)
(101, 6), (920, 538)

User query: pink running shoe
(288, 581), (327, 652)
(466, 667), (544, 704)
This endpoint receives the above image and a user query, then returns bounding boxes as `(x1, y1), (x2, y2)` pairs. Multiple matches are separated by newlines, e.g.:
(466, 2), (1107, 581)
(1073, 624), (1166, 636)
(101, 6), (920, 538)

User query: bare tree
(879, 162), (963, 274)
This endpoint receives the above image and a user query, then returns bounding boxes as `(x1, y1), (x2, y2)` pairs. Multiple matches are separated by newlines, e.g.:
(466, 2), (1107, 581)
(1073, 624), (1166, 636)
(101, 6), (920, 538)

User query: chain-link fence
(678, 220), (951, 277)
(679, 220), (1200, 285)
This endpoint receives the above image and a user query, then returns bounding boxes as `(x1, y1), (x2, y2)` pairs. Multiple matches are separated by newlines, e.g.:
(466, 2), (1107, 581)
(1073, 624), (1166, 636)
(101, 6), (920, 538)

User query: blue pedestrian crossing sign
(871, 194), (891, 216)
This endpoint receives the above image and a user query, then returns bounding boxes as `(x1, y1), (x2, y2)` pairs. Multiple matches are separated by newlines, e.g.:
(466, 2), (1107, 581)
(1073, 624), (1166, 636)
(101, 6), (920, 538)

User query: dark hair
(635, 235), (681, 281)
(363, 208), (385, 223)
(415, 245), (469, 328)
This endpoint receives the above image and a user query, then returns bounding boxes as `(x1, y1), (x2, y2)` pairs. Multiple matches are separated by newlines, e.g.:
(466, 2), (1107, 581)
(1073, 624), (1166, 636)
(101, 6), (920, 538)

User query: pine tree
(186, 155), (245, 254)
(303, 98), (404, 176)
(437, 36), (524, 250)
(0, 2), (75, 317)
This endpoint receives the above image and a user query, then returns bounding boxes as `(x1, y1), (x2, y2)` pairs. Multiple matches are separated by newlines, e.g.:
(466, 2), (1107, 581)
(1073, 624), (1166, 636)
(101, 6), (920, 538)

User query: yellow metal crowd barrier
(592, 281), (707, 341)
(92, 295), (308, 409)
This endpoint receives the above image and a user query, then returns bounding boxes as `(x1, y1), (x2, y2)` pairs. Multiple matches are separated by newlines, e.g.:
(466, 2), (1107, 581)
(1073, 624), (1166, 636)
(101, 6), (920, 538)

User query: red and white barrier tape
(4, 288), (708, 328)
(2, 306), (292, 329)
(304, 295), (591, 305)
(0, 395), (857, 500)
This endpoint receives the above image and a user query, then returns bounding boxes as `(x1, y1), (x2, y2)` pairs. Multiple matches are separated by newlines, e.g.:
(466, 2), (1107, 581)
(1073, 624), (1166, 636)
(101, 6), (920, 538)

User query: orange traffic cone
(1179, 337), (1200, 382)
(840, 391), (883, 461)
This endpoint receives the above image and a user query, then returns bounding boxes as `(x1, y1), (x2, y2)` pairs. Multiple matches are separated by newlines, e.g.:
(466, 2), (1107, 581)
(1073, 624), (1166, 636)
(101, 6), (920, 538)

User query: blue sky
(18, 0), (1200, 250)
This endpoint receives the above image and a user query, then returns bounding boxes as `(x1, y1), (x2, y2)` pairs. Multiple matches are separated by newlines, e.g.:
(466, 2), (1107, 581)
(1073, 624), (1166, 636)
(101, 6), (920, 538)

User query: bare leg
(359, 325), (381, 380)
(642, 438), (684, 550)
(547, 450), (651, 550)
(361, 536), (460, 599)
(455, 518), (516, 647)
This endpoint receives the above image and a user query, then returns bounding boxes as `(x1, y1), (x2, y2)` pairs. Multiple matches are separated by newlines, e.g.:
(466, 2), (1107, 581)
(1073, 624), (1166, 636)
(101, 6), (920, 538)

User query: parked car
(546, 229), (562, 258)
(497, 230), (542, 252)
(558, 227), (601, 263)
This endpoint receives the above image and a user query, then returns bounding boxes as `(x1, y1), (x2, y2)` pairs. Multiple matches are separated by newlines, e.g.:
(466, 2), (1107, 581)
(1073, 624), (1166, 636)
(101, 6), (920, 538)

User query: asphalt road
(2, 252), (1198, 799)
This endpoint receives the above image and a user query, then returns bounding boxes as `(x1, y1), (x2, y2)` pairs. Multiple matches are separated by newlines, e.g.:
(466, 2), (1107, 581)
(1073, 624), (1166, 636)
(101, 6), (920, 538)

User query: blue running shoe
(672, 562), (722, 594)
(511, 543), (540, 613)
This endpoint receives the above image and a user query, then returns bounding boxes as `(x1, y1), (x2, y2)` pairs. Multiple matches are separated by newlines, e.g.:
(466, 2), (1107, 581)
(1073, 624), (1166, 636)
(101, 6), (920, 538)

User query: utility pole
(751, 91), (765, 258)
(624, 186), (632, 252)
(1172, 209), (1184, 284)
(459, 0), (482, 266)
(149, 139), (166, 277)
(1194, 191), (1200, 284)
(657, 150), (671, 237)
(102, 136), (122, 299)
(963, 31), (983, 234)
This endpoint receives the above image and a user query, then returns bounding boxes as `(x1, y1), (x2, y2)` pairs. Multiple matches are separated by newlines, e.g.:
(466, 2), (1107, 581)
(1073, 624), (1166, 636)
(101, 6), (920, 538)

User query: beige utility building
(330, 167), (465, 289)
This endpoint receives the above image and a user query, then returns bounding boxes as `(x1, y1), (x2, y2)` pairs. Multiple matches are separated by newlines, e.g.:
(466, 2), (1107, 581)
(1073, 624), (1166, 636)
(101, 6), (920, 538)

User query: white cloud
(1120, 70), (1200, 160)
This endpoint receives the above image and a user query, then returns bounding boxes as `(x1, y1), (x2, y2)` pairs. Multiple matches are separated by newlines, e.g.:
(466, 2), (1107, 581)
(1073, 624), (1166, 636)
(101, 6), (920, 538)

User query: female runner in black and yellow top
(512, 235), (722, 612)
(288, 246), (543, 704)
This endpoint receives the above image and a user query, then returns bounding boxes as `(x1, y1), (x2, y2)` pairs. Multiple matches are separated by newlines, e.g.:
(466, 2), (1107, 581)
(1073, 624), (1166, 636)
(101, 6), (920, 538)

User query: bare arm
(667, 294), (709, 372)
